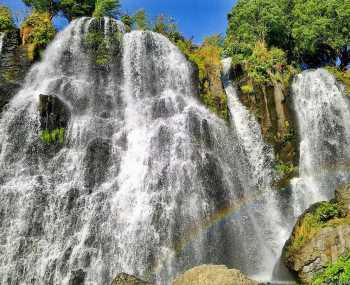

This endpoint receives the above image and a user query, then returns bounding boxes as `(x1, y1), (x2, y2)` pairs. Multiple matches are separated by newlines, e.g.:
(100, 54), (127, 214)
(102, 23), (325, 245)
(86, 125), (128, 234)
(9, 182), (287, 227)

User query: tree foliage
(93, 0), (120, 18)
(132, 9), (149, 30)
(225, 0), (350, 69)
(0, 5), (15, 32)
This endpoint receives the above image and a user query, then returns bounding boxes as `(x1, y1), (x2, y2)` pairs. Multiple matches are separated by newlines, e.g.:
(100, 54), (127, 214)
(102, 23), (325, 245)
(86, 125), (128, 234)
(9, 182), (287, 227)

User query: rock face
(172, 265), (259, 285)
(111, 273), (153, 285)
(283, 184), (350, 283)
(0, 29), (33, 113)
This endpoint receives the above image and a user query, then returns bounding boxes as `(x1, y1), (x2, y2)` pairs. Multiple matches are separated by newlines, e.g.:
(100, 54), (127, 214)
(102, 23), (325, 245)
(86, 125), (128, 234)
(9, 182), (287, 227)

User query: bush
(21, 12), (56, 59)
(312, 250), (350, 285)
(0, 5), (15, 32)
(40, 128), (65, 145)
(326, 66), (350, 95)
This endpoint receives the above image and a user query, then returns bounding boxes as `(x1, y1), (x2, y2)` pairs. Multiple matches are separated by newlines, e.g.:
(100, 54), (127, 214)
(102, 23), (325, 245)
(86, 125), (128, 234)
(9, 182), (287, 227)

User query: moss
(326, 66), (350, 94)
(84, 29), (122, 67)
(284, 202), (348, 259)
(40, 128), (65, 145)
(312, 250), (350, 285)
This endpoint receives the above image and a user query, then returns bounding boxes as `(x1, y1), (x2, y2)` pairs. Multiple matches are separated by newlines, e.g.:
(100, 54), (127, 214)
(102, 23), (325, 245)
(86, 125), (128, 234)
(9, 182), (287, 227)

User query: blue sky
(0, 0), (236, 43)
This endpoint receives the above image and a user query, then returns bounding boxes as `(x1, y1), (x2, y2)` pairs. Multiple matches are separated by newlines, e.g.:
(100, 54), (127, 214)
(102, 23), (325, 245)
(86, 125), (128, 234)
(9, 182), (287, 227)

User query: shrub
(21, 12), (56, 60)
(0, 5), (14, 32)
(40, 128), (65, 144)
(312, 250), (350, 285)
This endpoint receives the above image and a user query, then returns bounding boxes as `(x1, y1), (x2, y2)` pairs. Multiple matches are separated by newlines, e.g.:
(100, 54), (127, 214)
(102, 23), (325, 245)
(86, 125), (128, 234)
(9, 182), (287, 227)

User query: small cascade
(291, 69), (350, 217)
(222, 58), (290, 282)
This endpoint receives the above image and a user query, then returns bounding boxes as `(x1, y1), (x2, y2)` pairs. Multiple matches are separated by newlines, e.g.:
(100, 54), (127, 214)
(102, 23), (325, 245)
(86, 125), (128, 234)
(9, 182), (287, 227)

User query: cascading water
(0, 32), (5, 54)
(291, 69), (350, 217)
(0, 18), (291, 285)
(222, 58), (290, 282)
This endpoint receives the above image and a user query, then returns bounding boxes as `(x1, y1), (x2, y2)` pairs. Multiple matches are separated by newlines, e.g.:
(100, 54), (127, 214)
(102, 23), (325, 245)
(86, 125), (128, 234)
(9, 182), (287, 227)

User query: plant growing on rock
(20, 11), (56, 60)
(312, 250), (350, 285)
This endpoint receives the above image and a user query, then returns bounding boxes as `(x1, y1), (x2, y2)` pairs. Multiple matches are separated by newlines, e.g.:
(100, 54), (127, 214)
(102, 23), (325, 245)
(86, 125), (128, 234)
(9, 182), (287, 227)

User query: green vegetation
(326, 66), (350, 94)
(132, 9), (149, 30)
(20, 11), (56, 60)
(175, 36), (228, 119)
(225, 0), (350, 69)
(93, 0), (120, 18)
(40, 128), (65, 145)
(0, 5), (15, 32)
(285, 202), (348, 258)
(23, 0), (95, 21)
(84, 29), (122, 67)
(312, 250), (350, 285)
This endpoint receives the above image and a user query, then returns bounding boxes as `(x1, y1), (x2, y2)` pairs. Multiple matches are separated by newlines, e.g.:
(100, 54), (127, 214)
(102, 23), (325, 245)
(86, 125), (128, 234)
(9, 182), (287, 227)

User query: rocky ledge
(113, 265), (260, 285)
(282, 183), (350, 284)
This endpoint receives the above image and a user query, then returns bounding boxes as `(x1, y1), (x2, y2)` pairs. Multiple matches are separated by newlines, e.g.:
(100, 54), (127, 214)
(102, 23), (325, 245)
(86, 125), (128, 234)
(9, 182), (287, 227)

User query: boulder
(172, 265), (259, 285)
(282, 184), (350, 283)
(111, 273), (153, 285)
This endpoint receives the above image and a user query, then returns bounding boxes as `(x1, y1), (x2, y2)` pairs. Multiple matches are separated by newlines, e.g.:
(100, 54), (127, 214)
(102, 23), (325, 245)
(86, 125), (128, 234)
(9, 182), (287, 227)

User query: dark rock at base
(111, 273), (153, 285)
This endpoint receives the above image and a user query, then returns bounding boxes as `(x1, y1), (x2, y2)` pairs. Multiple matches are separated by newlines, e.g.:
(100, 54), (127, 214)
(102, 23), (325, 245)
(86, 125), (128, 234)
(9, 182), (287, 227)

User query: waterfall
(222, 58), (290, 282)
(0, 18), (291, 285)
(291, 69), (350, 217)
(0, 32), (5, 54)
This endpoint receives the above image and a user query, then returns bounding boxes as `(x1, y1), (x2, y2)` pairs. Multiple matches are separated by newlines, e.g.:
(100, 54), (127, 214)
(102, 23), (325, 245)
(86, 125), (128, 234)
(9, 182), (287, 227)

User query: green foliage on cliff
(21, 12), (56, 60)
(176, 35), (228, 120)
(0, 5), (15, 32)
(284, 202), (348, 258)
(84, 29), (122, 67)
(40, 128), (65, 145)
(93, 0), (120, 18)
(326, 66), (350, 94)
(312, 250), (350, 285)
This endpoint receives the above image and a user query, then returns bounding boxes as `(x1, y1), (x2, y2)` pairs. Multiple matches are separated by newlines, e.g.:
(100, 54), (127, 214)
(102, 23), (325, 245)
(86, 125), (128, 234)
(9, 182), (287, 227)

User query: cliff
(0, 29), (33, 112)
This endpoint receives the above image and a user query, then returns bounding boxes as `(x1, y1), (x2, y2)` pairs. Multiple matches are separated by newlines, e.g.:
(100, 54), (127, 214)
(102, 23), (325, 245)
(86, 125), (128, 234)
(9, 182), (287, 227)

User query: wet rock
(172, 265), (259, 285)
(38, 94), (70, 130)
(111, 273), (153, 285)
(69, 269), (86, 285)
(0, 30), (33, 113)
(84, 138), (112, 189)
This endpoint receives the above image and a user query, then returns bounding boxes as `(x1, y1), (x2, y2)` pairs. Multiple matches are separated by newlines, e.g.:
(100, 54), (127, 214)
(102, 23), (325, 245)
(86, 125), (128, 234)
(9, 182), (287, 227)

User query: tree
(133, 9), (149, 30)
(224, 0), (291, 60)
(153, 14), (183, 42)
(93, 0), (120, 18)
(292, 0), (350, 69)
(22, 0), (96, 21)
(0, 5), (15, 32)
